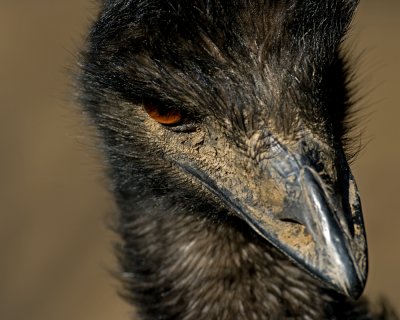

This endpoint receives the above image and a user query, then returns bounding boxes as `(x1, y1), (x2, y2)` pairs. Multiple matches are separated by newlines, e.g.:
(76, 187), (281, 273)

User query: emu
(80, 1), (397, 319)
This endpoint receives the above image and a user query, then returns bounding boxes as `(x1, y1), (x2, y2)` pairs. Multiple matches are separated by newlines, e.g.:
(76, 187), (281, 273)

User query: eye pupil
(144, 104), (182, 125)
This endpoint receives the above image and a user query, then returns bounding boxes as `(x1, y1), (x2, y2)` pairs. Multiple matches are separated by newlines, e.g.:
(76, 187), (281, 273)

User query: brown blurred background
(0, 1), (399, 319)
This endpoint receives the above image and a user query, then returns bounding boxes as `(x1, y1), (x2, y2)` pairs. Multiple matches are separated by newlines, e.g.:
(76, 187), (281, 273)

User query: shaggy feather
(80, 1), (397, 319)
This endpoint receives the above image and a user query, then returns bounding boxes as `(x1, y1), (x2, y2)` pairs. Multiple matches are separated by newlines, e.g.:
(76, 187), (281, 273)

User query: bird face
(81, 0), (367, 300)
(138, 77), (367, 299)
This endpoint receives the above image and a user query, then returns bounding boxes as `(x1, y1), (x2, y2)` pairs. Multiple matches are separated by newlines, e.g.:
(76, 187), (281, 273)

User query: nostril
(280, 218), (303, 226)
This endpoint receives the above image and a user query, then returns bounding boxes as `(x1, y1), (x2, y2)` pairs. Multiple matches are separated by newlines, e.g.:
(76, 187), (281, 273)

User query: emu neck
(119, 206), (352, 320)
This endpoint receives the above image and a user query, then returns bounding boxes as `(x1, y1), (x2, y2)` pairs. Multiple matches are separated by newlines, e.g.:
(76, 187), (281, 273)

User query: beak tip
(346, 269), (368, 300)
(326, 260), (368, 300)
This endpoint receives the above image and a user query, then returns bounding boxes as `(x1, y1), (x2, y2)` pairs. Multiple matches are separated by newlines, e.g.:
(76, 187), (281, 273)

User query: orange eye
(144, 104), (183, 125)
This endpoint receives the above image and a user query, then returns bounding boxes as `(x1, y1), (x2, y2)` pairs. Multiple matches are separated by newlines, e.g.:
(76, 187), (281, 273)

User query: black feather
(79, 1), (397, 319)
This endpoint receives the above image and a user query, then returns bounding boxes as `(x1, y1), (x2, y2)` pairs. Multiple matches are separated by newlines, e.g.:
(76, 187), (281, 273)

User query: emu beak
(242, 141), (368, 299)
(179, 138), (368, 299)
(264, 159), (367, 298)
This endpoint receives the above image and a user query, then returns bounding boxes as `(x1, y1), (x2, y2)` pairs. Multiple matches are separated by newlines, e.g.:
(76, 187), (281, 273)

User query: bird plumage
(80, 0), (398, 319)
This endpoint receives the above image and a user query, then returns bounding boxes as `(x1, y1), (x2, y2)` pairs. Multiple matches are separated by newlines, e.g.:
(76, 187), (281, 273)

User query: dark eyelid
(168, 122), (198, 132)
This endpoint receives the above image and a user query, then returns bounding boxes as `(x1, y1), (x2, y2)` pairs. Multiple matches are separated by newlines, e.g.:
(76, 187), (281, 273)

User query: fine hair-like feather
(79, 1), (397, 319)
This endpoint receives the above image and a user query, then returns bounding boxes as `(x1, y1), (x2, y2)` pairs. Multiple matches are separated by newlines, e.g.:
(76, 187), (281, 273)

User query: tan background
(0, 1), (399, 319)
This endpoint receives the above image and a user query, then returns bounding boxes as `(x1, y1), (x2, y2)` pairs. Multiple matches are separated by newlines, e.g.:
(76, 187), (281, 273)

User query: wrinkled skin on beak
(161, 124), (368, 299)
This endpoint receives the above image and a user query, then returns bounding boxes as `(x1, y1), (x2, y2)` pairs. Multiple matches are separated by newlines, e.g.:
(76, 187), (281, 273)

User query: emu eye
(144, 104), (182, 125)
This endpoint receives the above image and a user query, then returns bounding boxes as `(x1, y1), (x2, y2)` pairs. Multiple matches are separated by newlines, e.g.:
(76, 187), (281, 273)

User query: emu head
(81, 0), (367, 299)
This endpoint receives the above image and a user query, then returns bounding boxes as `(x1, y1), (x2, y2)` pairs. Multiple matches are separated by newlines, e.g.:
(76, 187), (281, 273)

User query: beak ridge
(294, 166), (367, 298)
